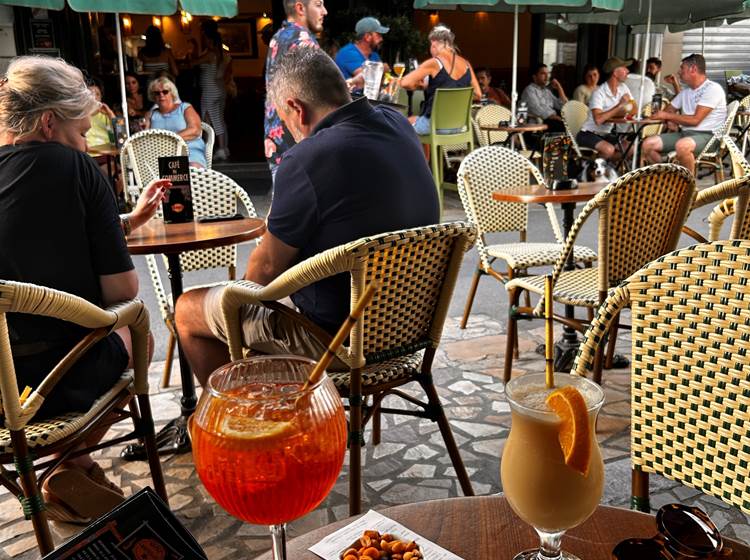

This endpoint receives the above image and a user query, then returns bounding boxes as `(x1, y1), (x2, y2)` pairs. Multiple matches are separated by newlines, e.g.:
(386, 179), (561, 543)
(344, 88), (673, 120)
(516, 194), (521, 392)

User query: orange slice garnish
(546, 385), (591, 475)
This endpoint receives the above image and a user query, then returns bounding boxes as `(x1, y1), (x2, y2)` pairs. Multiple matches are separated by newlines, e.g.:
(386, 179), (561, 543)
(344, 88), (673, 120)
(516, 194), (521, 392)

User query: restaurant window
(542, 15), (578, 97)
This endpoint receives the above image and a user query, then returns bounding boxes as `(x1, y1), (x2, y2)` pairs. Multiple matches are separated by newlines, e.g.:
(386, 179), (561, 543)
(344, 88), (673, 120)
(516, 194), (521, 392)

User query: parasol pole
(511, 3), (519, 126)
(633, 0), (652, 169)
(115, 12), (130, 137)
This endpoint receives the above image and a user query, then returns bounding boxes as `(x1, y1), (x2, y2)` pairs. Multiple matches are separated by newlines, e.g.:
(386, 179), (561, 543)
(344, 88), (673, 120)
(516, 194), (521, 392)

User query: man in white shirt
(624, 60), (655, 112)
(576, 57), (634, 161)
(642, 53), (727, 175)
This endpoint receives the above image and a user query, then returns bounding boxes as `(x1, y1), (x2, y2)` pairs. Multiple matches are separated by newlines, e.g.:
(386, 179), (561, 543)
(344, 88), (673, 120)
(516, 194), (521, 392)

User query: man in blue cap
(335, 16), (390, 79)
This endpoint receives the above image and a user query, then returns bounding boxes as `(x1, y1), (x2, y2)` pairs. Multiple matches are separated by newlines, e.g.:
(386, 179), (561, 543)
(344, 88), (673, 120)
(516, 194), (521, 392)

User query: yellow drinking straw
(19, 385), (31, 406)
(545, 275), (554, 389)
(303, 282), (379, 390)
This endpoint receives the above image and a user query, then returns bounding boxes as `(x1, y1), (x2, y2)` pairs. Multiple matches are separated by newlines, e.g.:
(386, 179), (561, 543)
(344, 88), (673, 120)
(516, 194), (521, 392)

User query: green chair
(418, 87), (475, 213)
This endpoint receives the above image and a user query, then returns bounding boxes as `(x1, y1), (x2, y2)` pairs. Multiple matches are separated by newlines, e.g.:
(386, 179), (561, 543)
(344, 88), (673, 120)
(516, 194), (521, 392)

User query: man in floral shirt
(264, 0), (327, 179)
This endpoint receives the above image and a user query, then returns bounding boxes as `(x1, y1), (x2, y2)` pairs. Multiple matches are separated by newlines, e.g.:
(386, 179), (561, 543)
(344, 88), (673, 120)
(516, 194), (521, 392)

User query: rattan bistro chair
(682, 137), (750, 244)
(561, 100), (597, 159)
(0, 281), (166, 555)
(220, 223), (477, 516)
(505, 164), (696, 384)
(573, 240), (750, 514)
(120, 129), (188, 207)
(200, 122), (215, 169)
(147, 167), (258, 388)
(456, 146), (597, 330)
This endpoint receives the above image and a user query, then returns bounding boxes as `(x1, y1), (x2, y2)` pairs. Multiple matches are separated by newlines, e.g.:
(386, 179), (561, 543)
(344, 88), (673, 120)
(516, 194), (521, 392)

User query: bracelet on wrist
(120, 214), (132, 236)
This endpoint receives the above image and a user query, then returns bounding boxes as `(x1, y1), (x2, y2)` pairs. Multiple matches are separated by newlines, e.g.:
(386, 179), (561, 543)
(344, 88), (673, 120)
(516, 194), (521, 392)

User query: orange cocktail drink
(191, 356), (346, 557)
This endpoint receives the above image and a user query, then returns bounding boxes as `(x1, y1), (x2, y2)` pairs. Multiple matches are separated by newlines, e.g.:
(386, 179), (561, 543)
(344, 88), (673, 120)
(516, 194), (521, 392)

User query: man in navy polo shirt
(175, 47), (439, 385)
(335, 17), (390, 79)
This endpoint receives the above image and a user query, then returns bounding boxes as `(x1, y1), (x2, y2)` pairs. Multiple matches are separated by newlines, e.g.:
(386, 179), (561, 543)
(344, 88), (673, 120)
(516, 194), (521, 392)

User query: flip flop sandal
(45, 466), (125, 521)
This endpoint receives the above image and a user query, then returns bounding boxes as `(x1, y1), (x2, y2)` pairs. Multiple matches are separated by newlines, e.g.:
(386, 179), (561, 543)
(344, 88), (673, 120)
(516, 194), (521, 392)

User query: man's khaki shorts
(203, 285), (347, 370)
(658, 130), (714, 154)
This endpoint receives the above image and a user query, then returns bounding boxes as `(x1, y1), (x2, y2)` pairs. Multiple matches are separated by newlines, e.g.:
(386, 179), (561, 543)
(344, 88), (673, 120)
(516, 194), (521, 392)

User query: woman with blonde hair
(400, 24), (481, 134)
(146, 75), (207, 168)
(0, 55), (167, 524)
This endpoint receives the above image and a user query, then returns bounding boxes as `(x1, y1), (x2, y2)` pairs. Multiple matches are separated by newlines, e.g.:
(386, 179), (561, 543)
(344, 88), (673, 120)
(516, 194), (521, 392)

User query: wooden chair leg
(135, 394), (168, 504)
(348, 369), (364, 516)
(631, 467), (650, 512)
(10, 430), (54, 555)
(592, 335), (605, 385)
(421, 372), (474, 497)
(504, 288), (521, 383)
(460, 267), (483, 329)
(160, 330), (176, 389)
(604, 312), (620, 370)
(509, 268), (521, 360)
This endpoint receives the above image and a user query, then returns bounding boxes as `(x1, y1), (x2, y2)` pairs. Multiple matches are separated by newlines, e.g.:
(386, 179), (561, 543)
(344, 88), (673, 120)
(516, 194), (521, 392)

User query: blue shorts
(413, 115), (467, 136)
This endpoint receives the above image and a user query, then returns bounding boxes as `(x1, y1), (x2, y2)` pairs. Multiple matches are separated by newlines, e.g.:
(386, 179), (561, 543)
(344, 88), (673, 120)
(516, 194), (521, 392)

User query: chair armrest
(681, 225), (709, 244)
(692, 175), (750, 209)
(571, 282), (631, 376)
(0, 281), (149, 429)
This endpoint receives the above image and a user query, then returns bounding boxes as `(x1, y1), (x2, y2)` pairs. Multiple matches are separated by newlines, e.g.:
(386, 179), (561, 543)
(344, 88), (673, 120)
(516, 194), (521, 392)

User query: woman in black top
(400, 24), (482, 135)
(0, 55), (167, 524)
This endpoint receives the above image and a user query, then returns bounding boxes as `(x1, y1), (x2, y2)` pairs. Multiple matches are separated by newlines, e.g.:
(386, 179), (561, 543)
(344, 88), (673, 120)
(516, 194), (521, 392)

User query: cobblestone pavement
(2, 314), (749, 559)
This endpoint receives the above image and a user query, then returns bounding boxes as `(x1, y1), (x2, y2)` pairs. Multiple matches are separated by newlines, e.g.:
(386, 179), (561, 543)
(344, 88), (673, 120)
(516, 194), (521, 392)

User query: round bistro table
(123, 217), (266, 457)
(257, 495), (750, 559)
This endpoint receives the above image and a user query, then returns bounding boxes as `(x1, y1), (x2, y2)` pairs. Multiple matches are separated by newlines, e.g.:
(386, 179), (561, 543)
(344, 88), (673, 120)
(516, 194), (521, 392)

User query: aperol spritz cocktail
(191, 356), (346, 558)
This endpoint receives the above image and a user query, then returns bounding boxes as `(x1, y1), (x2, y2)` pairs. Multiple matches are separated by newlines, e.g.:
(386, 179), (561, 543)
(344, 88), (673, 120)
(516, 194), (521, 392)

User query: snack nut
(341, 530), (423, 560)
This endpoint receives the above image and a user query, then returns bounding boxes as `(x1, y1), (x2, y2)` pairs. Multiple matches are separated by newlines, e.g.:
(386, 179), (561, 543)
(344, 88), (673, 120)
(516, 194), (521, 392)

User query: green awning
(0, 0), (237, 15)
(568, 0), (747, 26)
(179, 0), (236, 17)
(414, 0), (622, 12)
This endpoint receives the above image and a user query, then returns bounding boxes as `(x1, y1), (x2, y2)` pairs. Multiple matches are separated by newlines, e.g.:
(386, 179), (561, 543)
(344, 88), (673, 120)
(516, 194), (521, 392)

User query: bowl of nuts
(341, 530), (423, 560)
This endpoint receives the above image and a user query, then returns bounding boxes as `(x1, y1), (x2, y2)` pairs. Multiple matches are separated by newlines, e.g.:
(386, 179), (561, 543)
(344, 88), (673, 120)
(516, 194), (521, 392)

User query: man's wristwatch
(120, 214), (132, 236)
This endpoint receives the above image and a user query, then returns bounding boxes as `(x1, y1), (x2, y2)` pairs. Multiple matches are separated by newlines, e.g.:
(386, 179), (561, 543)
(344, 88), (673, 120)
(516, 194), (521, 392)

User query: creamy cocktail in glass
(501, 373), (605, 560)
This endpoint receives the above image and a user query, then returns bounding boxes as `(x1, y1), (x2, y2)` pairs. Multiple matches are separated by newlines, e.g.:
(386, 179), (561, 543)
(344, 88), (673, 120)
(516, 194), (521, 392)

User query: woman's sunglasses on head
(613, 504), (731, 559)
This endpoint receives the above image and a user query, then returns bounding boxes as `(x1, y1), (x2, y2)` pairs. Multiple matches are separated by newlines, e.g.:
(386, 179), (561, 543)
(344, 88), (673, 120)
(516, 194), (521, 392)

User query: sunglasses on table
(153, 89), (170, 96)
(613, 504), (731, 559)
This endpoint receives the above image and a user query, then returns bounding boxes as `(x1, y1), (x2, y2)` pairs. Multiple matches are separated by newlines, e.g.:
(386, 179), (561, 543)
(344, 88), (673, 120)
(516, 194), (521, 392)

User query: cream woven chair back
(457, 146), (562, 271)
(561, 100), (589, 156)
(574, 240), (750, 513)
(726, 133), (750, 180)
(201, 122), (215, 169)
(120, 129), (188, 203)
(345, 223), (476, 363)
(473, 104), (512, 146)
(697, 100), (739, 160)
(560, 164), (696, 292)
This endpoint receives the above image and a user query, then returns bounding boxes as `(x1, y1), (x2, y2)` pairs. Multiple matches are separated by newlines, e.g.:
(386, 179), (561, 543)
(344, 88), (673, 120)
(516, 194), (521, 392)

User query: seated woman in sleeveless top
(146, 76), (207, 168)
(399, 24), (481, 135)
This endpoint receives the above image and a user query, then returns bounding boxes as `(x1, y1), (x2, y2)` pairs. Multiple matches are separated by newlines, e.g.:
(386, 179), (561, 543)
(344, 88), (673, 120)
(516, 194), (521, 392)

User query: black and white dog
(578, 158), (619, 184)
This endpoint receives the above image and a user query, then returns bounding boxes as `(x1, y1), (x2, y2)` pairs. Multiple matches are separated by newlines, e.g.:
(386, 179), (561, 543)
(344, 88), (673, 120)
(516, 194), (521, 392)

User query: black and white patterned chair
(147, 167), (258, 387)
(456, 145), (597, 331)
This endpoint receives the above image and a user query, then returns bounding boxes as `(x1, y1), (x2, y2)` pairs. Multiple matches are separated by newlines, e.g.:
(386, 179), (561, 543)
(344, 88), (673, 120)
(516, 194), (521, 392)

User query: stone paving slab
(1, 315), (749, 558)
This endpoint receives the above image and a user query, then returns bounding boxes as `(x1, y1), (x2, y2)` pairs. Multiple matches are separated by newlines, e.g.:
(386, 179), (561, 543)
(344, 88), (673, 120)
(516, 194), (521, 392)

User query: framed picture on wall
(218, 18), (258, 59)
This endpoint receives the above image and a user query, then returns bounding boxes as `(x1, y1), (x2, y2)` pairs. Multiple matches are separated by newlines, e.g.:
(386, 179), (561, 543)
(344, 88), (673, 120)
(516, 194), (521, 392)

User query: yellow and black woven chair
(573, 240), (750, 514)
(505, 164), (697, 384)
(220, 223), (477, 516)
(456, 146), (597, 331)
(0, 280), (166, 555)
(683, 137), (750, 244)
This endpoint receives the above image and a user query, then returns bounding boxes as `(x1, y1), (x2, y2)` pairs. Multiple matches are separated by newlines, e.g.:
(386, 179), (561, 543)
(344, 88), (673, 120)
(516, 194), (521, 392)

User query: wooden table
(479, 123), (548, 149)
(493, 182), (606, 371)
(259, 496), (750, 559)
(123, 217), (266, 457)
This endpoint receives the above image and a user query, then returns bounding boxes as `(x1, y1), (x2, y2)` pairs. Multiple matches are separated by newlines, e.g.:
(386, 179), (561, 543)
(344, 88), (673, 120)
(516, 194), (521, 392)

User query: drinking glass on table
(501, 373), (605, 560)
(190, 355), (347, 559)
